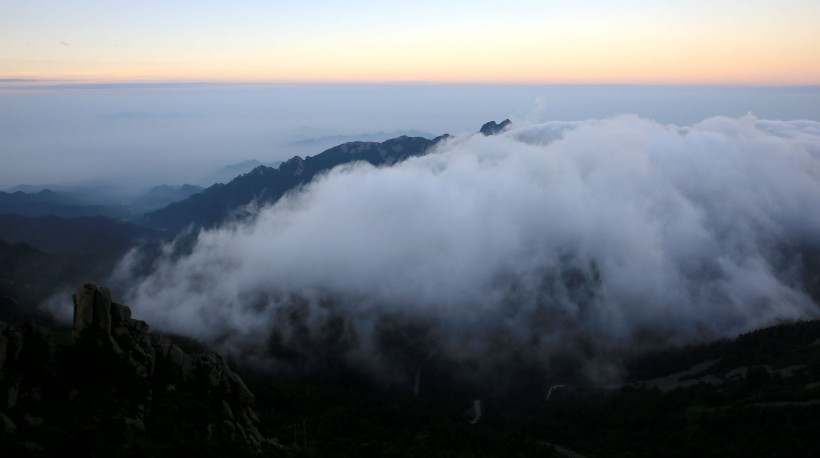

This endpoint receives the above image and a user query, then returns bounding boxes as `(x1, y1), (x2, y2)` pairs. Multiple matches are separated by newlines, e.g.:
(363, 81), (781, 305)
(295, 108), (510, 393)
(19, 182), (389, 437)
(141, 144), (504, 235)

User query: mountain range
(0, 123), (492, 320)
(1, 118), (820, 455)
(137, 133), (451, 233)
(290, 129), (436, 150)
(0, 189), (133, 220)
(2, 283), (819, 456)
(198, 160), (283, 187)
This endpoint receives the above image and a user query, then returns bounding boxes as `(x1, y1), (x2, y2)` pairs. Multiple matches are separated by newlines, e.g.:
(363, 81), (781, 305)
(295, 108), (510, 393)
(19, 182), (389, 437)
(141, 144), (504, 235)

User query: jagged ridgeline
(136, 132), (452, 234)
(0, 284), (281, 457)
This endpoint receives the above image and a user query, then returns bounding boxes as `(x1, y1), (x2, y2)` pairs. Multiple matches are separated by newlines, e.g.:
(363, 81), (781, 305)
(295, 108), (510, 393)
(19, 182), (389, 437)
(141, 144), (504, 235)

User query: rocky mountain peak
(479, 119), (512, 136)
(0, 284), (281, 454)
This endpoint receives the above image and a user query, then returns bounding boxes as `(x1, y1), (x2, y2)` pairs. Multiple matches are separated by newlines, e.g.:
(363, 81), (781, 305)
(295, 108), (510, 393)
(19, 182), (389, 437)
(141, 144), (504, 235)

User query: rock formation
(479, 119), (512, 136)
(0, 283), (280, 456)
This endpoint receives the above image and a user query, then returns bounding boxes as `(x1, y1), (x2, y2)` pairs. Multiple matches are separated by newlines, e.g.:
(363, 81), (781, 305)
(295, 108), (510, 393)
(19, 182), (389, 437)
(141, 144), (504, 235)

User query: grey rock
(107, 335), (124, 356)
(228, 371), (256, 407)
(22, 414), (44, 428)
(153, 335), (173, 360)
(3, 380), (20, 410)
(165, 344), (193, 381)
(110, 302), (132, 326)
(7, 330), (23, 363)
(126, 359), (148, 379)
(72, 284), (113, 335)
(127, 319), (149, 334)
(123, 416), (146, 433)
(72, 283), (97, 333)
(112, 326), (135, 352)
(94, 287), (112, 333)
(222, 400), (234, 420)
(27, 385), (43, 404)
(0, 333), (7, 371)
(167, 344), (185, 366)
(1, 283), (274, 453)
(0, 411), (16, 436)
(21, 442), (45, 453)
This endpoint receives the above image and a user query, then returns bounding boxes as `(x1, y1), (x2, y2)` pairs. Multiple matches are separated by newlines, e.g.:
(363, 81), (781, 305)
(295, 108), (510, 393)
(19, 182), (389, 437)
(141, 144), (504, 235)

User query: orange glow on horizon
(3, 3), (818, 87)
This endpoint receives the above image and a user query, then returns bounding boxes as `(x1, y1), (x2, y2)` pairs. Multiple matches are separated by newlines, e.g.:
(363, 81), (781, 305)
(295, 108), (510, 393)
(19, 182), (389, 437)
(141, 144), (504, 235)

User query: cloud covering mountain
(108, 115), (820, 386)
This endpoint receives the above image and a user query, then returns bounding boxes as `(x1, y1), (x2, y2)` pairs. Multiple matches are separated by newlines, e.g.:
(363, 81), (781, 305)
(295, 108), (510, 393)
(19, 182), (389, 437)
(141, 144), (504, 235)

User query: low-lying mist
(107, 115), (820, 391)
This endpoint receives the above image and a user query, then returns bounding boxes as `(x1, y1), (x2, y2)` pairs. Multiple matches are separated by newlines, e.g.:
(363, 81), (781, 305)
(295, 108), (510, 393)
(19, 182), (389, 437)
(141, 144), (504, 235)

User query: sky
(2, 0), (819, 84)
(2, 1), (820, 191)
(2, 84), (820, 191)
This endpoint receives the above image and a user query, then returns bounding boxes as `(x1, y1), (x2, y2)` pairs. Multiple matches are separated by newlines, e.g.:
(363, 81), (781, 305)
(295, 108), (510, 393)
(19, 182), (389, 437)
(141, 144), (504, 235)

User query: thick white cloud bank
(115, 115), (820, 382)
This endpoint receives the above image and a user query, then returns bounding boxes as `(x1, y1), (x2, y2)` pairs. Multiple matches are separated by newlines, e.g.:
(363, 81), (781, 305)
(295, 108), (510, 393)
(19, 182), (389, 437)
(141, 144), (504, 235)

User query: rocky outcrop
(0, 284), (280, 455)
(479, 119), (512, 136)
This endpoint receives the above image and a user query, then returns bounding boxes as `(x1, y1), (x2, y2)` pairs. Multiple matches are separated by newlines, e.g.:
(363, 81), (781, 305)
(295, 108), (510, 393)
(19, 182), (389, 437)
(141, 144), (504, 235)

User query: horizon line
(3, 79), (820, 91)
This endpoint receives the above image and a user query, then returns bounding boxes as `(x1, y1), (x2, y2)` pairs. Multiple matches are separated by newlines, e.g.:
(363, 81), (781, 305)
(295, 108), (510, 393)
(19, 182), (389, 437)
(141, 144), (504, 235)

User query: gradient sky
(2, 0), (819, 84)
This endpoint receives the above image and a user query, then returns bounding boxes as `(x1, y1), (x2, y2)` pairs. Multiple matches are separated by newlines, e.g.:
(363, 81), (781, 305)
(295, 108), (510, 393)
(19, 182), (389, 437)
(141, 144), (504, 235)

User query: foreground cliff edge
(0, 284), (281, 457)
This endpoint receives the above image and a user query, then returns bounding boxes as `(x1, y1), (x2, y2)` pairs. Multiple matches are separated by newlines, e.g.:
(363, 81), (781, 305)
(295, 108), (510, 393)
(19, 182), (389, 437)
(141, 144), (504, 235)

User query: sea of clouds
(110, 115), (820, 387)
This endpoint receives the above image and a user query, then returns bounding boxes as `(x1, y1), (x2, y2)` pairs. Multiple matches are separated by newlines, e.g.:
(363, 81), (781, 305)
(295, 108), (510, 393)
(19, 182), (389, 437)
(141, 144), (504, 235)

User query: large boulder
(72, 283), (112, 334)
(110, 302), (131, 326)
(0, 284), (280, 454)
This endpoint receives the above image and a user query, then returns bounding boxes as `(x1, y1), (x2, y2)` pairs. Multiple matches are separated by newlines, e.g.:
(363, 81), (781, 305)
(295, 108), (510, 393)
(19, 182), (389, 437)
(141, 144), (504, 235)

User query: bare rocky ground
(0, 284), (281, 457)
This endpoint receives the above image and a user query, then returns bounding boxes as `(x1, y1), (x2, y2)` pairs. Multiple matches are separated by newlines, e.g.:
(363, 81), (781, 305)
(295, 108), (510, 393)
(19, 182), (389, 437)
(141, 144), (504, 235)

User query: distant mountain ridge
(136, 120), (513, 234)
(0, 214), (160, 256)
(137, 133), (451, 233)
(1, 184), (209, 220)
(290, 130), (436, 149)
(200, 160), (283, 186)
(130, 183), (204, 212)
(0, 189), (133, 219)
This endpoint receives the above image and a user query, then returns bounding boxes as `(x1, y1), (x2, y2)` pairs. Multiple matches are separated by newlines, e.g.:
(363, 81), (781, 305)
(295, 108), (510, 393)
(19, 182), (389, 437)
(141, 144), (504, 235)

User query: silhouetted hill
(0, 239), (62, 322)
(0, 189), (132, 219)
(534, 319), (820, 457)
(290, 129), (436, 150)
(199, 160), (283, 187)
(0, 216), (162, 322)
(130, 184), (204, 213)
(0, 214), (160, 256)
(138, 134), (449, 233)
(241, 318), (820, 456)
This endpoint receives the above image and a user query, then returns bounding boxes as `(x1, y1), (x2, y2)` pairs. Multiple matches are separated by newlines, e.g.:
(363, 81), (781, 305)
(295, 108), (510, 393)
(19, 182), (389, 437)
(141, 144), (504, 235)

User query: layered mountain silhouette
(0, 189), (132, 220)
(0, 214), (159, 256)
(290, 129), (436, 150)
(199, 160), (283, 187)
(2, 283), (819, 456)
(0, 216), (162, 322)
(136, 120), (515, 234)
(130, 184), (204, 213)
(137, 133), (451, 233)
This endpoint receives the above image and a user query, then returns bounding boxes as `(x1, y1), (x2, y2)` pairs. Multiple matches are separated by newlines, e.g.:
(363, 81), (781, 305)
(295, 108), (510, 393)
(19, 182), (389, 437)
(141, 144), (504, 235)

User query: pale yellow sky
(1, 1), (819, 84)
